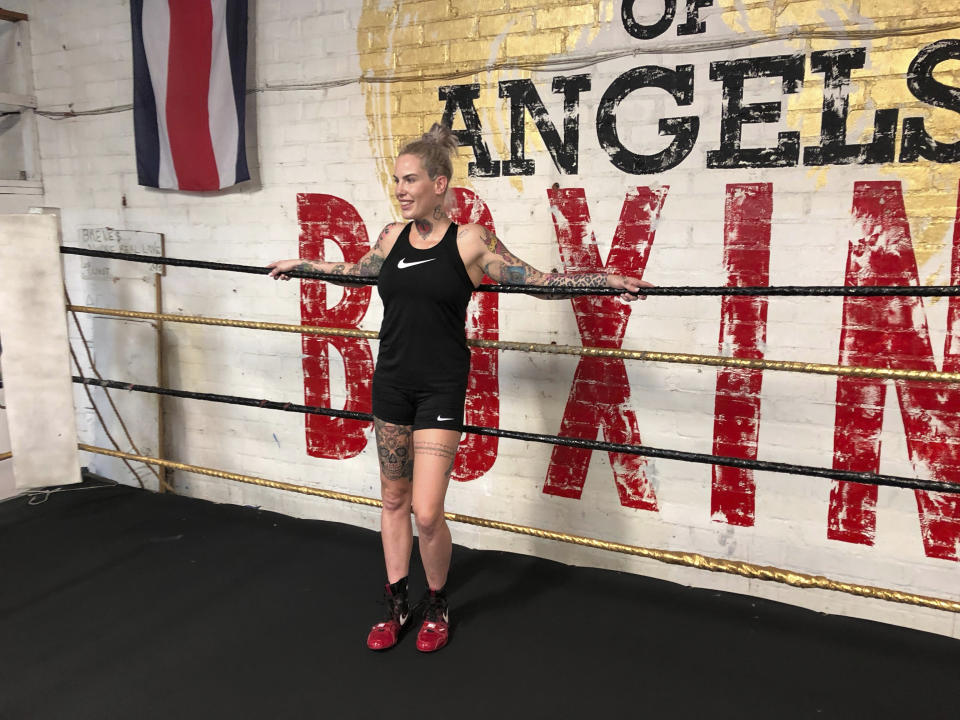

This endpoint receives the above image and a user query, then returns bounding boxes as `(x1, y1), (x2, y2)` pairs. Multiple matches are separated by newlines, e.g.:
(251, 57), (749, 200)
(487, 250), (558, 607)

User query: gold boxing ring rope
(60, 301), (960, 613)
(76, 442), (960, 614)
(66, 304), (960, 384)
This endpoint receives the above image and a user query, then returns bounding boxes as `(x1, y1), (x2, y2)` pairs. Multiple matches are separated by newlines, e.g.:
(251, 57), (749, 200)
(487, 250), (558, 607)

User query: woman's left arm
(465, 226), (652, 300)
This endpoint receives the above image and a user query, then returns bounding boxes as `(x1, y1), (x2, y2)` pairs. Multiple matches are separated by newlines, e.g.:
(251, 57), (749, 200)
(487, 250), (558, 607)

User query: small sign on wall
(78, 228), (164, 278)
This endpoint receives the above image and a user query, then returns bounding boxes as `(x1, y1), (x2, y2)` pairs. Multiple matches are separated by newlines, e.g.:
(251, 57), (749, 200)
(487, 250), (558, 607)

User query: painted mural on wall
(299, 1), (960, 561)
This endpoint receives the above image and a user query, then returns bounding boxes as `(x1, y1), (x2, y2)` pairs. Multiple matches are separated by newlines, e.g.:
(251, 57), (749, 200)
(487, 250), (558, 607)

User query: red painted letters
(449, 188), (500, 482)
(296, 191), (500, 478)
(829, 181), (960, 561)
(711, 184), (773, 526)
(298, 194), (374, 459)
(294, 184), (960, 562)
(542, 187), (663, 509)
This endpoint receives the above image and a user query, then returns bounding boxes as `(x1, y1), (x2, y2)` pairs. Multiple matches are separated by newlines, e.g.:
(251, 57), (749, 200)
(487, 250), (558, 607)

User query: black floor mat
(1, 479), (957, 719)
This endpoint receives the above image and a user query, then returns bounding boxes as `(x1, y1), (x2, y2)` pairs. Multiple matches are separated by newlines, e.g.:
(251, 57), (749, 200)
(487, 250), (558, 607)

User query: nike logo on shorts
(437, 415), (454, 422)
(397, 257), (436, 269)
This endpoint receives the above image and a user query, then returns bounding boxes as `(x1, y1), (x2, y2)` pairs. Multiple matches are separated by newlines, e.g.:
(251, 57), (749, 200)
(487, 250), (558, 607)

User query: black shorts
(371, 380), (466, 431)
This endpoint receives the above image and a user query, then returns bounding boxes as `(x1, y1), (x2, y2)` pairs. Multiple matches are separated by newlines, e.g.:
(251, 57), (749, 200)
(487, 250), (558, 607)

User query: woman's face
(393, 153), (446, 221)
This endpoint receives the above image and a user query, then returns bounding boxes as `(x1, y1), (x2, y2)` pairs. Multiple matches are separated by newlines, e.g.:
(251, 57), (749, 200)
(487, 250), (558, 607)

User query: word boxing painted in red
(297, 181), (960, 562)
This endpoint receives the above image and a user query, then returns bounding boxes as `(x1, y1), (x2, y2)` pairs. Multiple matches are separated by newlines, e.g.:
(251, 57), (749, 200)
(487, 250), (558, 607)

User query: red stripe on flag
(166, 0), (219, 190)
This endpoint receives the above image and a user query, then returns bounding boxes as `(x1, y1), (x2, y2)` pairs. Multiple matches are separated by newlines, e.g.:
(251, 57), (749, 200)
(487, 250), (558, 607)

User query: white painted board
(0, 213), (81, 489)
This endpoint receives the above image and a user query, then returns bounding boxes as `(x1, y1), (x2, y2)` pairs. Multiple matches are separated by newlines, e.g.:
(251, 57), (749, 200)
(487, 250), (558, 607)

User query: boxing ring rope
(55, 245), (960, 613)
(67, 305), (960, 384)
(70, 375), (960, 495)
(59, 246), (960, 297)
(74, 442), (960, 614)
(0, 452), (11, 462)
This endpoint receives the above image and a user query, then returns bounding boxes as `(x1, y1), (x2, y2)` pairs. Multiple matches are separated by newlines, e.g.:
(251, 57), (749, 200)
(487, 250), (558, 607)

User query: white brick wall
(11, 0), (960, 638)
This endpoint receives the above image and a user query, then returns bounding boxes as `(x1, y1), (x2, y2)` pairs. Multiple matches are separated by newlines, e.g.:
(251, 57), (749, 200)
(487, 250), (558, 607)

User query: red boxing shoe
(366, 579), (410, 651)
(416, 588), (450, 653)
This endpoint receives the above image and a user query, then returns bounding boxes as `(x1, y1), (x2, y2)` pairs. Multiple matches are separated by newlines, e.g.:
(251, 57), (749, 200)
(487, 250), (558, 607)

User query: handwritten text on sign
(78, 228), (164, 279)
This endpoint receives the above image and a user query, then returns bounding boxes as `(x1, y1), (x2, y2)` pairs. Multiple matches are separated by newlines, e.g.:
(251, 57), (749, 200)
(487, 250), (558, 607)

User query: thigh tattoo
(374, 418), (413, 482)
(414, 441), (458, 479)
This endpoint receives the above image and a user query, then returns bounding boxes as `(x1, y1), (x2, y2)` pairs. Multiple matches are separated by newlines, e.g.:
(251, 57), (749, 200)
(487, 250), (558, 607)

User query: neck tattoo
(415, 218), (433, 239)
(432, 205), (444, 220)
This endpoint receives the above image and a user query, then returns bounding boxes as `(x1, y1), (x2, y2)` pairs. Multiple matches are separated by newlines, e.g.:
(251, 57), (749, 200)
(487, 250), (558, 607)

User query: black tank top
(375, 222), (474, 389)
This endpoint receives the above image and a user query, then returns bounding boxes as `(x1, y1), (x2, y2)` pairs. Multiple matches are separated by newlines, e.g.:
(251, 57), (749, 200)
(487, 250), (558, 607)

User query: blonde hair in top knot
(399, 122), (459, 187)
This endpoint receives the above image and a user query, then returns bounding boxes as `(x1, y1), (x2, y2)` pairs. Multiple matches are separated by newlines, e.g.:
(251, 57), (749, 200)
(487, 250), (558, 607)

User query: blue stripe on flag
(226, 0), (250, 185)
(130, 0), (160, 188)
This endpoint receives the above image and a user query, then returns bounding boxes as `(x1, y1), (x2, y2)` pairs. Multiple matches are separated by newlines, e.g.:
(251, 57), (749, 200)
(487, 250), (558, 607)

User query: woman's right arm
(268, 223), (400, 283)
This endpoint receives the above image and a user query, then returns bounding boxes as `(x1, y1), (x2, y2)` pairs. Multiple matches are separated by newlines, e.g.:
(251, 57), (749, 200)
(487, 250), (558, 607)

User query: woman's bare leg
(411, 428), (460, 590)
(374, 418), (414, 584)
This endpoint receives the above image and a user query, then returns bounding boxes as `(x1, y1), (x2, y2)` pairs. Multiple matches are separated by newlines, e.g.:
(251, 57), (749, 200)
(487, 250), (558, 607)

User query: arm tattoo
(482, 234), (542, 286)
(355, 253), (385, 276)
(481, 230), (610, 298)
(374, 224), (391, 251)
(502, 266), (527, 284)
(342, 224), (391, 277)
(482, 227), (497, 252)
(543, 274), (608, 288)
(296, 261), (350, 275)
(293, 225), (390, 282)
(374, 419), (413, 482)
(534, 272), (609, 299)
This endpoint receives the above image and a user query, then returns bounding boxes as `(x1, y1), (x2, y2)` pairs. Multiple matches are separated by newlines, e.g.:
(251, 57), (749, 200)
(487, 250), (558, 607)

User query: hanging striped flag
(131, 0), (249, 191)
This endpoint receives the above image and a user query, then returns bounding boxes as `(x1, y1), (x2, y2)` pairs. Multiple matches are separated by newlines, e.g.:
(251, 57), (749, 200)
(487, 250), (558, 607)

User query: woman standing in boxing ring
(269, 123), (649, 653)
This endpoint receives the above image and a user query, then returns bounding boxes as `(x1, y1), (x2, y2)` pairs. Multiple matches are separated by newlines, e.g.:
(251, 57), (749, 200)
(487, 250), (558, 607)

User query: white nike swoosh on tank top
(397, 257), (436, 269)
